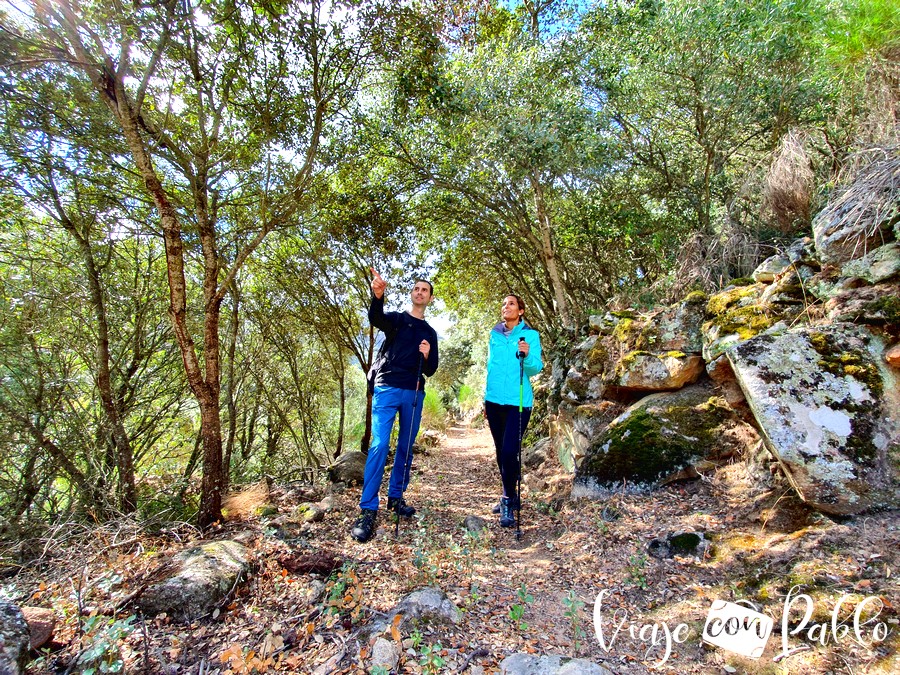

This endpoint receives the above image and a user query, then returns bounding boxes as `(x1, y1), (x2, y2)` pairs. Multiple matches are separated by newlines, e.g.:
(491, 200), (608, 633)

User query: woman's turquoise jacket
(485, 320), (543, 408)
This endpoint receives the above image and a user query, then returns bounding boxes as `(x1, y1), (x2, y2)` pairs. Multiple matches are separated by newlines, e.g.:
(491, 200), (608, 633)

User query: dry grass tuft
(762, 129), (815, 234)
(813, 146), (900, 258)
(222, 480), (270, 520)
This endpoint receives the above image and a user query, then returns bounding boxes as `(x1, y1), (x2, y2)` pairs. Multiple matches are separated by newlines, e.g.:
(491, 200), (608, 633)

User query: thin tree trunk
(223, 283), (240, 492)
(529, 173), (572, 328)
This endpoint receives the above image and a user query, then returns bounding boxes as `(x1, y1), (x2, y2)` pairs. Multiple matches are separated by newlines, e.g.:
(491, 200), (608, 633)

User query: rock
(292, 502), (325, 524)
(728, 324), (900, 514)
(393, 587), (460, 625)
(825, 283), (900, 333)
(753, 254), (791, 283)
(609, 351), (705, 394)
(587, 313), (618, 335)
(552, 402), (623, 472)
(327, 451), (367, 485)
(500, 653), (614, 674)
(318, 494), (337, 512)
(20, 606), (54, 650)
(523, 437), (551, 469)
(362, 587), (460, 641)
(138, 540), (251, 620)
(648, 531), (710, 559)
(463, 515), (488, 533)
(419, 429), (444, 448)
(887, 344), (900, 367)
(0, 600), (28, 675)
(841, 242), (900, 284)
(370, 637), (400, 672)
(573, 384), (760, 496)
(307, 580), (326, 603)
(702, 283), (801, 361)
(787, 237), (819, 266)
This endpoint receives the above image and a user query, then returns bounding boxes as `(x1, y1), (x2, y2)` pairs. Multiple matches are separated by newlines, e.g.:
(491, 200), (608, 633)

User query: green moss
(706, 285), (759, 316)
(664, 351), (687, 359)
(581, 398), (732, 485)
(729, 277), (756, 287)
(864, 295), (900, 335)
(707, 305), (776, 340)
(613, 317), (637, 343)
(683, 291), (708, 305)
(585, 342), (610, 373)
(610, 310), (637, 319)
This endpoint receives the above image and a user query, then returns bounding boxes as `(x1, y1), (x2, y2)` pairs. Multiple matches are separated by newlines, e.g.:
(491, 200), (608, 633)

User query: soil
(6, 424), (900, 674)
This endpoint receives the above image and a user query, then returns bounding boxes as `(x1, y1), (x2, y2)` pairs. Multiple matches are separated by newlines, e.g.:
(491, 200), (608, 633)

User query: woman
(484, 294), (543, 528)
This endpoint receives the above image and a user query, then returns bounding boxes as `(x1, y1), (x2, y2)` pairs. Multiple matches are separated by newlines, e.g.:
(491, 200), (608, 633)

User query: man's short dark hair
(415, 278), (434, 296)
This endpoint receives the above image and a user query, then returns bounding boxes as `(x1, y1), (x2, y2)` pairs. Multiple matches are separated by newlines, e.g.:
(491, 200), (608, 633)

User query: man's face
(411, 281), (433, 305)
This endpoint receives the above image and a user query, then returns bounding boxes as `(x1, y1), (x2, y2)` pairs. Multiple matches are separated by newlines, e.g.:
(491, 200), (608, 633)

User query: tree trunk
(529, 173), (573, 329)
(335, 367), (345, 459)
(223, 284), (240, 491)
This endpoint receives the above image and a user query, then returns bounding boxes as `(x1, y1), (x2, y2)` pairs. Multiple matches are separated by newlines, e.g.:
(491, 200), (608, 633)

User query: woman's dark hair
(506, 293), (526, 321)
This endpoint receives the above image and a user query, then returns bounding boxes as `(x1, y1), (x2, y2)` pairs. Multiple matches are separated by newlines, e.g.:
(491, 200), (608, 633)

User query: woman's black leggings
(484, 400), (532, 501)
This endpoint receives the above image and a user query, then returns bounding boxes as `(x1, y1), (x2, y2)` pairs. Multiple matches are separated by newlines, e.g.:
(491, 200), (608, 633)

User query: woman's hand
(517, 338), (529, 357)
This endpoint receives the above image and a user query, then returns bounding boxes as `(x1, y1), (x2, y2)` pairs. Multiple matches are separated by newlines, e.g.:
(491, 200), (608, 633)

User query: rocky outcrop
(138, 540), (251, 621)
(0, 600), (29, 675)
(728, 324), (899, 514)
(573, 384), (759, 496)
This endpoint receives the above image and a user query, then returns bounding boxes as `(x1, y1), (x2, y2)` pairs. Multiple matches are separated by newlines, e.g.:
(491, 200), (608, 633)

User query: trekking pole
(516, 337), (525, 541)
(396, 352), (424, 537)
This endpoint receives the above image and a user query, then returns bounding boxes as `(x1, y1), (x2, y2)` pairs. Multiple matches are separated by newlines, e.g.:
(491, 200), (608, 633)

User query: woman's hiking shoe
(499, 497), (516, 528)
(351, 509), (378, 542)
(386, 497), (416, 518)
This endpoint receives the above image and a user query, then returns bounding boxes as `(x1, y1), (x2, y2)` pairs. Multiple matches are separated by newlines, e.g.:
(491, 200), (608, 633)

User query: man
(351, 269), (439, 542)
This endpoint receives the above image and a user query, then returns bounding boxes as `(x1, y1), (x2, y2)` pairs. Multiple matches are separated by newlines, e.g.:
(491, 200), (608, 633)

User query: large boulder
(728, 324), (900, 514)
(0, 600), (28, 675)
(573, 384), (759, 496)
(138, 540), (251, 620)
(327, 451), (367, 485)
(609, 351), (705, 395)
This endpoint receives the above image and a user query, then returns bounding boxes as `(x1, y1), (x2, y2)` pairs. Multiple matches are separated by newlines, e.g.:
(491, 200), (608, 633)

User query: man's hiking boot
(351, 509), (378, 542)
(499, 497), (516, 528)
(387, 497), (416, 518)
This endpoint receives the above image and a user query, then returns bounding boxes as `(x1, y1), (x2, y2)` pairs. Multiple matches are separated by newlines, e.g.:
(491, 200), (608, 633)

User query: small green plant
(323, 563), (363, 623)
(626, 553), (649, 590)
(410, 629), (423, 649)
(562, 590), (586, 653)
(76, 614), (136, 674)
(412, 525), (439, 585)
(369, 667), (390, 675)
(419, 641), (446, 675)
(508, 582), (534, 630)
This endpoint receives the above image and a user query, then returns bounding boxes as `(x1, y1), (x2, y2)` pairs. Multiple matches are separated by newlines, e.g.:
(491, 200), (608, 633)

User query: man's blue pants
(359, 385), (425, 511)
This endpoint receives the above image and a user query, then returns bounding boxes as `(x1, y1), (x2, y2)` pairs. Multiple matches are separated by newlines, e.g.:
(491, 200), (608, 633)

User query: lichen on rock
(728, 324), (900, 514)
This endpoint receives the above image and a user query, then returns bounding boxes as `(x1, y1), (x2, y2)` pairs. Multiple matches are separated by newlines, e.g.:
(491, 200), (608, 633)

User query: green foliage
(562, 590), (586, 653)
(508, 582), (534, 630)
(418, 641), (447, 675)
(626, 553), (650, 590)
(76, 614), (136, 674)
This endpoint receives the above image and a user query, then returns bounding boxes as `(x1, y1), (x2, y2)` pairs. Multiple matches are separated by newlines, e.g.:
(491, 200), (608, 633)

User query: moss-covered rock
(702, 282), (802, 361)
(573, 384), (759, 495)
(728, 324), (900, 514)
(825, 283), (900, 337)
